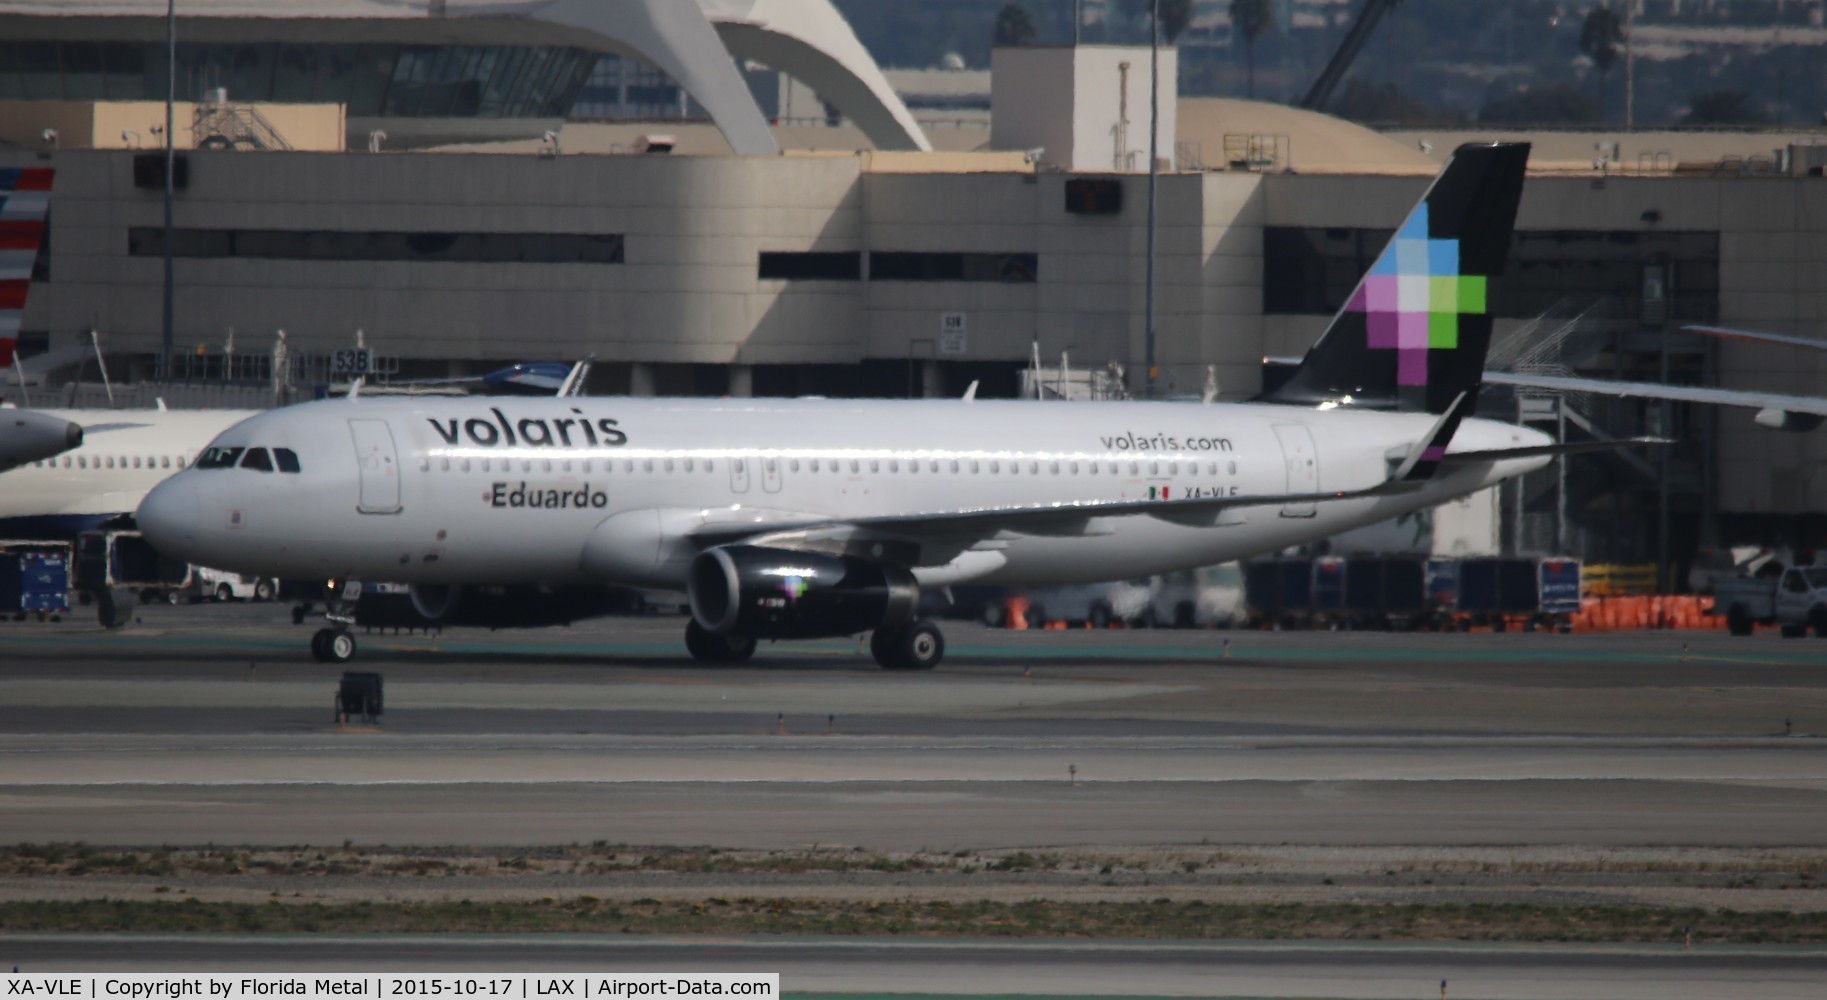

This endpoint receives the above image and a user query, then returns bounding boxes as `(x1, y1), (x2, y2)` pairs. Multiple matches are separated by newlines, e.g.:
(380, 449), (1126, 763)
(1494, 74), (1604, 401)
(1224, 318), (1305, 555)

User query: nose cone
(137, 479), (200, 557)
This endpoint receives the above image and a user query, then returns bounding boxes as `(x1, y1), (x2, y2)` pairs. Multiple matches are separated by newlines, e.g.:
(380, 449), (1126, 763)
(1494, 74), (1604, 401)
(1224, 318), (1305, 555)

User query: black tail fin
(1258, 142), (1530, 415)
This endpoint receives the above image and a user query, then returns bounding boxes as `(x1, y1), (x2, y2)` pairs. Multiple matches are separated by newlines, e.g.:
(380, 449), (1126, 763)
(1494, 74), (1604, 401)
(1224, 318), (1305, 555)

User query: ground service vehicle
(1712, 563), (1827, 637)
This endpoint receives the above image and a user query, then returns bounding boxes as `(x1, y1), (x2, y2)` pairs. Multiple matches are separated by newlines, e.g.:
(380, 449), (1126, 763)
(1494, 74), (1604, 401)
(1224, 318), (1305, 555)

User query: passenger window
(543, 459), (553, 472)
(929, 460), (939, 473)
(664, 459), (674, 473)
(970, 460), (980, 474)
(1129, 462), (1139, 475)
(788, 459), (799, 473)
(1169, 462), (1179, 475)
(1029, 461), (1039, 475)
(418, 457), (430, 472)
(870, 461), (880, 473)
(1150, 462), (1160, 475)
(105, 457), (115, 469)
(850, 460), (860, 473)
(809, 459), (819, 473)
(64, 457), (72, 468)
(888, 460), (899, 473)
(909, 461), (918, 475)
(440, 458), (450, 472)
(1050, 462), (1060, 475)
(683, 458), (693, 473)
(459, 458), (471, 473)
(131, 457), (141, 469)
(644, 460), (654, 473)
(950, 460), (960, 473)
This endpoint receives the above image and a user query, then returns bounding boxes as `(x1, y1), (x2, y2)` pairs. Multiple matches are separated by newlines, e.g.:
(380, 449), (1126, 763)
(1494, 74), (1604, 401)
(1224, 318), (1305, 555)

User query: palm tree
(1578, 4), (1624, 122)
(993, 2), (1038, 47)
(1129, 0), (1195, 43)
(1230, 0), (1274, 99)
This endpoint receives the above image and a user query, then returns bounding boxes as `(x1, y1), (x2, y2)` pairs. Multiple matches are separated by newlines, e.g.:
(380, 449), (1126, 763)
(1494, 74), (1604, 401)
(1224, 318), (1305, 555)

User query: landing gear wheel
(312, 628), (356, 663)
(684, 620), (756, 663)
(873, 620), (944, 670)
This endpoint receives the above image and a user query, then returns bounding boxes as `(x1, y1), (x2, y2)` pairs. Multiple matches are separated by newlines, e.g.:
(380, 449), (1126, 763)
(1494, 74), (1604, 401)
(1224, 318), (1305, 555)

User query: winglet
(1389, 390), (1472, 484)
(962, 380), (978, 402)
(557, 356), (594, 398)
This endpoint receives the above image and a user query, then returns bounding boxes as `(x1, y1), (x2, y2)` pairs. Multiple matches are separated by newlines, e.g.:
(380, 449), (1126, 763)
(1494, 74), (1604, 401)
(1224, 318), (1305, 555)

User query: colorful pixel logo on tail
(1347, 203), (1489, 389)
(1257, 143), (1529, 416)
(0, 166), (54, 370)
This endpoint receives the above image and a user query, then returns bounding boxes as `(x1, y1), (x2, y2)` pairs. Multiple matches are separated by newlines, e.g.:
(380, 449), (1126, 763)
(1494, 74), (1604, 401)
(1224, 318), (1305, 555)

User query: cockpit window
(240, 448), (274, 472)
(274, 448), (301, 473)
(197, 446), (244, 469)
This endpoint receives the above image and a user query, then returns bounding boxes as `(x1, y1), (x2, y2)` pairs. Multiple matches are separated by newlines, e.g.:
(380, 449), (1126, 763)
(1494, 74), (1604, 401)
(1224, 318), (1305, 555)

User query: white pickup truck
(1713, 564), (1827, 637)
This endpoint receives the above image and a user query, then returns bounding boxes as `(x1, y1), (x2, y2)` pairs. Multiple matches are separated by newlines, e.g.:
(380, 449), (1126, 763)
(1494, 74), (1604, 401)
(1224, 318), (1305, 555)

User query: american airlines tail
(0, 166), (54, 375)
(1259, 142), (1529, 417)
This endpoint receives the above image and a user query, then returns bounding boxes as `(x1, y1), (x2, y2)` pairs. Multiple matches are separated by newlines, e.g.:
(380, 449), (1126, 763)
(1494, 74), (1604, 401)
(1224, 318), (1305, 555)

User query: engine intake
(689, 545), (918, 640)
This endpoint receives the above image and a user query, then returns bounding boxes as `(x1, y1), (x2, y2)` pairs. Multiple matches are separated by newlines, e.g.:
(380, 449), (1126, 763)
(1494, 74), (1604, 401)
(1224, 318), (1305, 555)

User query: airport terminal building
(4, 0), (1827, 570)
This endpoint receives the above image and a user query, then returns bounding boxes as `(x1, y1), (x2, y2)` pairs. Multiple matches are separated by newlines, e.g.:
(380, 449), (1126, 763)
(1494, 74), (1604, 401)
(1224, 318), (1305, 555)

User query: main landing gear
(684, 619), (757, 663)
(309, 579), (361, 663)
(871, 620), (944, 670)
(680, 618), (947, 670)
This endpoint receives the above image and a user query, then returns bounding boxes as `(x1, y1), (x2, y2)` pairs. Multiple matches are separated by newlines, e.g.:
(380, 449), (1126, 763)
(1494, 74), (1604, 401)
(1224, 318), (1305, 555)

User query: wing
(1684, 324), (1827, 353)
(1483, 370), (1827, 418)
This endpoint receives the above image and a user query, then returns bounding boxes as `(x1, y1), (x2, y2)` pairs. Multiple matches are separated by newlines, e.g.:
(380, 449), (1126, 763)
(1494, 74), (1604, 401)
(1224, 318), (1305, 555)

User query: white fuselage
(138, 397), (1552, 589)
(0, 409), (255, 530)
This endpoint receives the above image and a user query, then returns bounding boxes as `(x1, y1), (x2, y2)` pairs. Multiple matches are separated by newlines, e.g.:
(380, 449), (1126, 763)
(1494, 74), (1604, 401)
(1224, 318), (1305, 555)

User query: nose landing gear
(308, 579), (361, 663)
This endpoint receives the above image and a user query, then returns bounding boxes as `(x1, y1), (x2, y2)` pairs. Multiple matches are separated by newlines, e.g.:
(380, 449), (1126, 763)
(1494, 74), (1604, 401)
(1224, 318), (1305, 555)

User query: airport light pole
(1144, 0), (1159, 399)
(161, 0), (175, 381)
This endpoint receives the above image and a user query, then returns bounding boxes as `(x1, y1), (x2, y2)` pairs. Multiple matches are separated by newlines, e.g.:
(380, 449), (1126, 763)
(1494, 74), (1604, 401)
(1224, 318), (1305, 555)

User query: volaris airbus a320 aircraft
(139, 142), (1629, 668)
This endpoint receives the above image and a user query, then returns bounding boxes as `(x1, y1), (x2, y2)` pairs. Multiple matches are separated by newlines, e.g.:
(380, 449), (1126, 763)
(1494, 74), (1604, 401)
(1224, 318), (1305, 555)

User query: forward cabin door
(1272, 423), (1319, 518)
(348, 419), (402, 514)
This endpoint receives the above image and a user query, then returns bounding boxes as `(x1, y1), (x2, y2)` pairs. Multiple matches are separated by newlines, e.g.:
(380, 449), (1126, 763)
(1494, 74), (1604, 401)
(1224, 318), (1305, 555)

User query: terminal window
(869, 252), (1038, 283)
(129, 228), (624, 264)
(1263, 227), (1718, 323)
(757, 252), (861, 281)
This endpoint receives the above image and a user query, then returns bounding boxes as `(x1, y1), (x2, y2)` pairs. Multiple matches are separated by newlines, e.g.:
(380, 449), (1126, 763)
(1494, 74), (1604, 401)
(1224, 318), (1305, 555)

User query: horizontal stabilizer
(1442, 436), (1670, 464)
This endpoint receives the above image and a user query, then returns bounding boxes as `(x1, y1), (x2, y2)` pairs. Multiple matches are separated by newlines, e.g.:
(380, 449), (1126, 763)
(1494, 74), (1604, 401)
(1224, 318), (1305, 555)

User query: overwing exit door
(1272, 423), (1319, 518)
(348, 418), (402, 514)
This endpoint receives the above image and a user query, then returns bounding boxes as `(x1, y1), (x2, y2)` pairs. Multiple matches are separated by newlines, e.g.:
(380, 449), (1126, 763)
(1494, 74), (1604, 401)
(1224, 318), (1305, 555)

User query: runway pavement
(10, 934), (1827, 1000)
(5, 606), (1827, 996)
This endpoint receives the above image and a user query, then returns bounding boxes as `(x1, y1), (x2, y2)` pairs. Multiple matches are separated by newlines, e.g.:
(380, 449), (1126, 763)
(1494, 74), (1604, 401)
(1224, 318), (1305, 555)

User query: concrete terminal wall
(7, 146), (1827, 513)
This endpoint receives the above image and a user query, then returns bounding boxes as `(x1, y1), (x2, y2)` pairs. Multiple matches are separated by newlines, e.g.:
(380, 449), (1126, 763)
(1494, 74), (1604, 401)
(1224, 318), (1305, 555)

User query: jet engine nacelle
(1753, 408), (1827, 432)
(0, 409), (83, 470)
(688, 545), (918, 640)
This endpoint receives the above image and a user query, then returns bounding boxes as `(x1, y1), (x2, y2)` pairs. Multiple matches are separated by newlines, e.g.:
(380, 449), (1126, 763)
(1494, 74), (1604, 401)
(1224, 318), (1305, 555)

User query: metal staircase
(193, 103), (293, 152)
